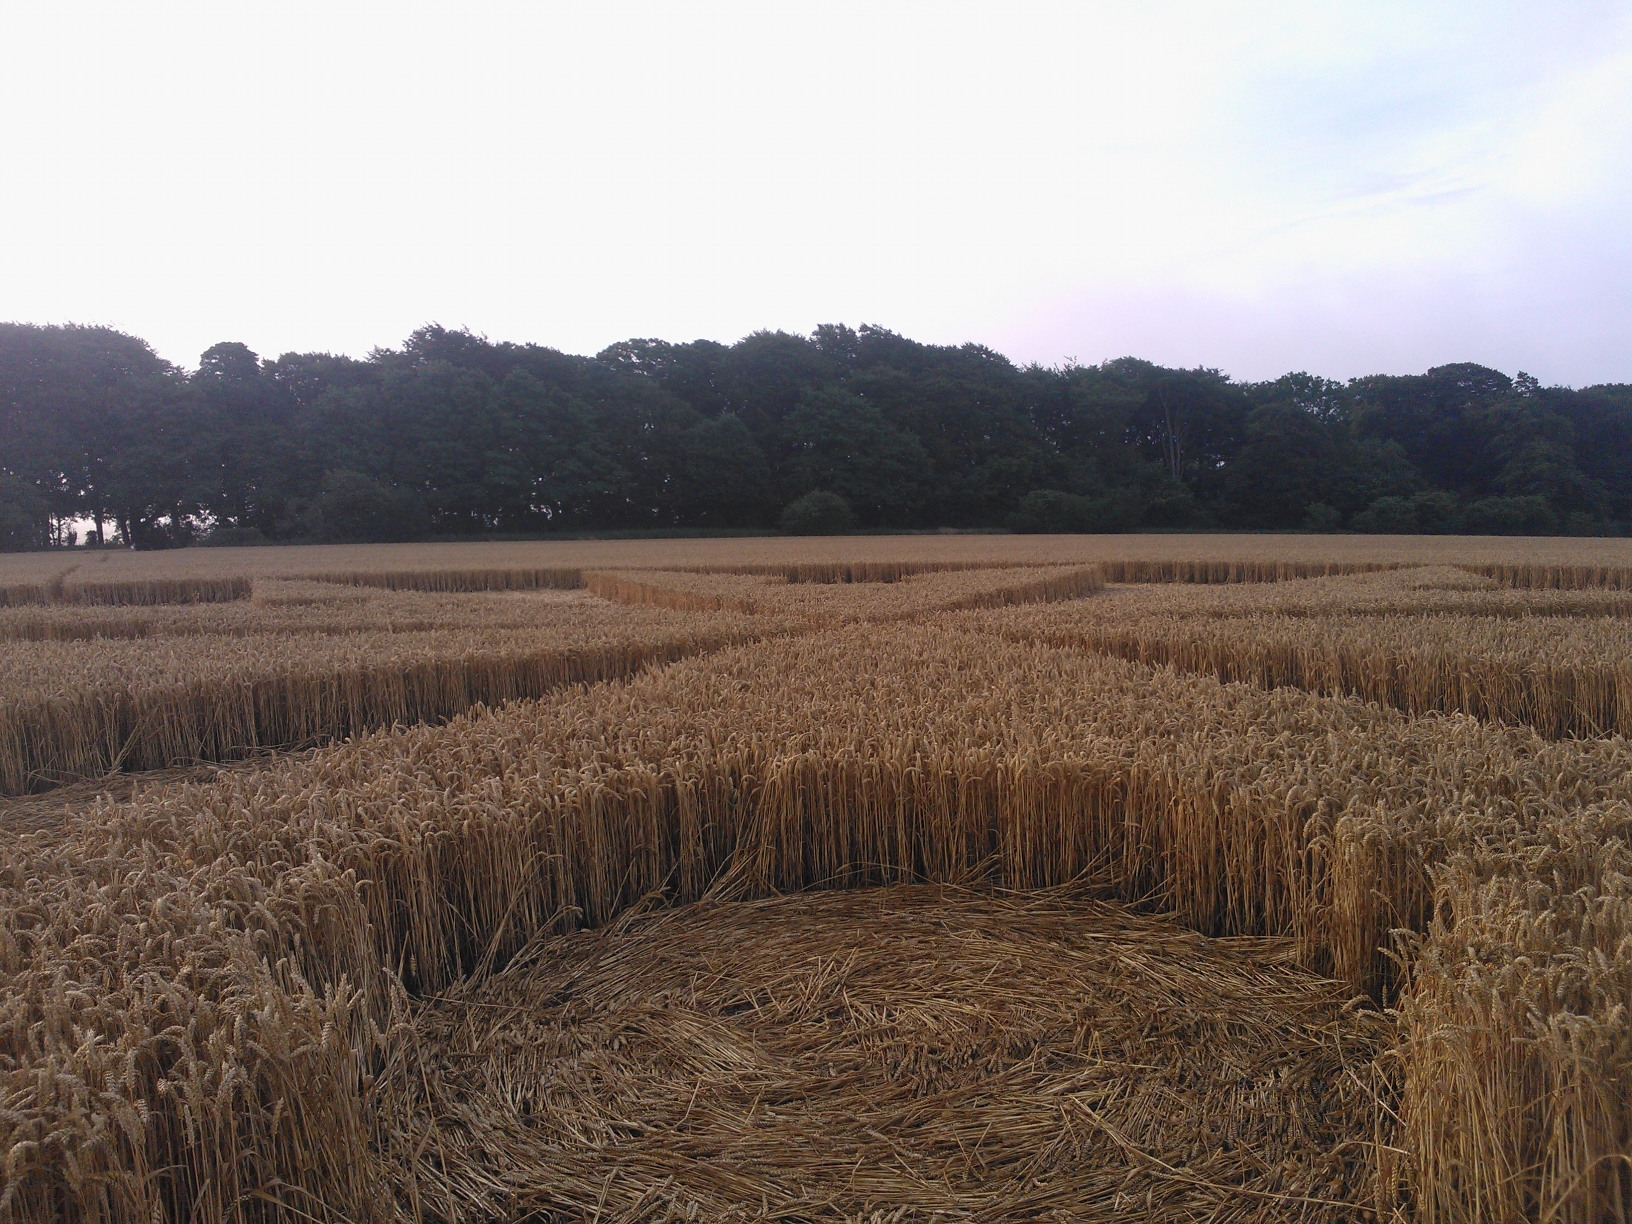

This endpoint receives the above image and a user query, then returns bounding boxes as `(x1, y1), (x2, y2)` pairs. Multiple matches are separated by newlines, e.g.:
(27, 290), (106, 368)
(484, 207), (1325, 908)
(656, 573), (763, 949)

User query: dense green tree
(0, 323), (185, 544)
(190, 342), (300, 534)
(670, 414), (774, 526)
(1109, 360), (1249, 494)
(1302, 503), (1343, 532)
(303, 469), (428, 542)
(1464, 495), (1559, 535)
(1223, 401), (1340, 528)
(1560, 384), (1632, 519)
(779, 389), (930, 526)
(0, 473), (50, 550)
(1473, 391), (1602, 512)
(778, 489), (854, 534)
(721, 330), (840, 437)
(1411, 490), (1465, 534)
(1338, 437), (1423, 513)
(1247, 371), (1351, 423)
(598, 337), (734, 418)
(0, 320), (1626, 548)
(1350, 363), (1510, 494)
(492, 370), (633, 529)
(1007, 488), (1136, 533)
(865, 346), (1052, 527)
(266, 350), (375, 411)
(1351, 496), (1420, 534)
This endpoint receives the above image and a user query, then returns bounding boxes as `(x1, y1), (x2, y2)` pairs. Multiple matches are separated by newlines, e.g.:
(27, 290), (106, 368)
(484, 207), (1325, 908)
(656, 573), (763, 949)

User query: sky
(1, 1), (1629, 385)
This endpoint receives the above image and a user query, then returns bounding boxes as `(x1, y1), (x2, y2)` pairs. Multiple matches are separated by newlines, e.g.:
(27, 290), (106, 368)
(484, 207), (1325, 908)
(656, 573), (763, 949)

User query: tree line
(2, 320), (1629, 549)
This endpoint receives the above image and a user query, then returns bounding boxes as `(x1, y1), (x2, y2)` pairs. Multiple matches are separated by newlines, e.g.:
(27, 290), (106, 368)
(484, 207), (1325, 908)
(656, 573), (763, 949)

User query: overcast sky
(2, 1), (1629, 385)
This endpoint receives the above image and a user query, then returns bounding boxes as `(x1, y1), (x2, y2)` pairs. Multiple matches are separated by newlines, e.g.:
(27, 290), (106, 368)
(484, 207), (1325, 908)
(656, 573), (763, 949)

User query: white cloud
(0, 0), (1627, 383)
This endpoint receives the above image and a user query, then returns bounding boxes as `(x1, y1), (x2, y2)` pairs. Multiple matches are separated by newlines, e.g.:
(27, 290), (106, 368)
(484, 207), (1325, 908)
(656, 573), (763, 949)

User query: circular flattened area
(395, 888), (1388, 1222)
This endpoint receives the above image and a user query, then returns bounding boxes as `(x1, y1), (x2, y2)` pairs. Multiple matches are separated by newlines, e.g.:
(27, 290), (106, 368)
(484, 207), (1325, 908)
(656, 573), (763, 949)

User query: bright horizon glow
(2, 1), (1629, 385)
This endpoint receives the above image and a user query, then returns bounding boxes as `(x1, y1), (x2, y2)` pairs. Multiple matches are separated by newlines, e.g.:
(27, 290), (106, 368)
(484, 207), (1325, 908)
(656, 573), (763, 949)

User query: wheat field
(1, 536), (1629, 1222)
(980, 569), (1632, 739)
(4, 532), (1632, 588)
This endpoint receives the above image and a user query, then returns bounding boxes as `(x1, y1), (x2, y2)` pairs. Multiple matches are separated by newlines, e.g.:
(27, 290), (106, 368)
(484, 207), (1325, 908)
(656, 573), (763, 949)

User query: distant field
(2, 536), (1628, 1223)
(5, 531), (1632, 587)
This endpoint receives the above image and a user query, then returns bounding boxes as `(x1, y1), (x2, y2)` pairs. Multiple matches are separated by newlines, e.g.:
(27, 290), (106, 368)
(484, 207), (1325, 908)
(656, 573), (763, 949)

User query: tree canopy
(1, 320), (1627, 547)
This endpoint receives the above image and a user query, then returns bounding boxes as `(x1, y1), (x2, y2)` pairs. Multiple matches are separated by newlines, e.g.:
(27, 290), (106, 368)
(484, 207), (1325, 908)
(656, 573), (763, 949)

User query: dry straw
(393, 887), (1390, 1222)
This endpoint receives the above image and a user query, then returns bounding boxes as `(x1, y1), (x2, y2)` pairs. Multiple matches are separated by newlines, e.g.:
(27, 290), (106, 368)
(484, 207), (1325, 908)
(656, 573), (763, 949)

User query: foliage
(199, 525), (268, 547)
(303, 469), (429, 543)
(1, 322), (1627, 548)
(1302, 502), (1343, 532)
(1463, 494), (1560, 536)
(0, 473), (50, 550)
(780, 389), (928, 524)
(778, 489), (856, 535)
(1006, 488), (1135, 533)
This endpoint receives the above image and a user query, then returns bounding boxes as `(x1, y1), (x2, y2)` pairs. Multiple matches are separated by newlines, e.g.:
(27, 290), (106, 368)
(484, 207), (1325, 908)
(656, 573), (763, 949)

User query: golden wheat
(3, 541), (1630, 1223)
(0, 582), (627, 643)
(1388, 800), (1632, 1223)
(584, 564), (1104, 622)
(298, 565), (584, 592)
(678, 558), (1025, 582)
(8, 532), (1632, 589)
(1458, 561), (1632, 590)
(989, 607), (1632, 738)
(0, 571), (251, 607)
(1093, 564), (1632, 618)
(966, 566), (1632, 738)
(8, 618), (1632, 1219)
(0, 593), (759, 793)
(1097, 558), (1403, 583)
(0, 583), (46, 607)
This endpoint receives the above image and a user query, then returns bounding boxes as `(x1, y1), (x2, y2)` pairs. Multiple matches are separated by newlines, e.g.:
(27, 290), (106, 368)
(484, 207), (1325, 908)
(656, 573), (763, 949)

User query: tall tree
(1, 318), (1626, 549)
(778, 389), (930, 525)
